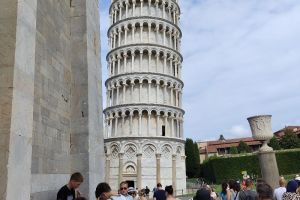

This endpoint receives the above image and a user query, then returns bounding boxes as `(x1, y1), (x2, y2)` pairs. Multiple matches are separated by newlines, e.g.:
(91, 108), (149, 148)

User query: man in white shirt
(274, 177), (286, 200)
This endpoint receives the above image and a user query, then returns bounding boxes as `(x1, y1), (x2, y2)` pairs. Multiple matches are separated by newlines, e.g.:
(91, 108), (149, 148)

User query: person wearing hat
(282, 180), (300, 200)
(128, 187), (138, 200)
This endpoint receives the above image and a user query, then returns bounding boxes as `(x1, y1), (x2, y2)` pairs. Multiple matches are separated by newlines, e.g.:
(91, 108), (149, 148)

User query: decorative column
(122, 83), (126, 104)
(148, 112), (151, 136)
(129, 113), (133, 135)
(139, 112), (142, 136)
(156, 114), (160, 136)
(156, 83), (159, 103)
(105, 154), (111, 183)
(118, 153), (124, 183)
(131, 53), (135, 72)
(114, 115), (119, 136)
(124, 53), (127, 72)
(171, 115), (174, 137)
(172, 154), (177, 193)
(137, 153), (142, 189)
(156, 154), (161, 183)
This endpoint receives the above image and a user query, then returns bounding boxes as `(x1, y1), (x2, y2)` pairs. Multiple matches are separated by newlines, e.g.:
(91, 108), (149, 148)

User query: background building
(104, 0), (186, 193)
(0, 1), (104, 199)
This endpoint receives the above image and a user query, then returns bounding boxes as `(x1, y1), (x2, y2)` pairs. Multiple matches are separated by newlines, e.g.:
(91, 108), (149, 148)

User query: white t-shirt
(274, 187), (286, 200)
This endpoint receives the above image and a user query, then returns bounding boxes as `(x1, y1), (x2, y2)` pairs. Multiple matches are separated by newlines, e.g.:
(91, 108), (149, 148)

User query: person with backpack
(238, 179), (257, 200)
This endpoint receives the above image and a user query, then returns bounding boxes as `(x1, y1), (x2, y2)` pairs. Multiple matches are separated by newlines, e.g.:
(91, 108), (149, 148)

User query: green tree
(193, 142), (201, 177)
(229, 146), (239, 154)
(280, 129), (300, 149)
(185, 138), (196, 177)
(268, 137), (281, 150)
(237, 141), (252, 153)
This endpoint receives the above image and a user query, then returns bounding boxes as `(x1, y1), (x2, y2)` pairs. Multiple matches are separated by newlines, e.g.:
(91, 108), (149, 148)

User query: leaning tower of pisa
(104, 0), (186, 193)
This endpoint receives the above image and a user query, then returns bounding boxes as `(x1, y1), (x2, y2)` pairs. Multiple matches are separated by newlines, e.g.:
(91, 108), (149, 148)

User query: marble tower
(104, 0), (186, 193)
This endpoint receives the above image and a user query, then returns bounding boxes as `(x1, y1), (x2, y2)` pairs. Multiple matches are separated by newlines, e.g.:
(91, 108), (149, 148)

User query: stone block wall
(0, 0), (104, 199)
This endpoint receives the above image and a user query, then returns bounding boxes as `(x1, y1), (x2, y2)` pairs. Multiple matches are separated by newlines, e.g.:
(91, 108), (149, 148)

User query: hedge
(200, 149), (300, 183)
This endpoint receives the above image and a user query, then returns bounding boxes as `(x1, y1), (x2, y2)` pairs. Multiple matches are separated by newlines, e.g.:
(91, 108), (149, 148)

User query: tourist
(296, 180), (300, 194)
(145, 186), (150, 197)
(153, 183), (166, 200)
(194, 187), (211, 200)
(220, 181), (230, 200)
(95, 182), (114, 200)
(238, 179), (257, 200)
(233, 181), (241, 200)
(165, 185), (176, 200)
(119, 181), (134, 200)
(128, 187), (138, 200)
(209, 186), (217, 200)
(274, 177), (286, 200)
(138, 189), (147, 200)
(256, 182), (273, 200)
(282, 180), (300, 200)
(229, 180), (238, 200)
(57, 172), (84, 200)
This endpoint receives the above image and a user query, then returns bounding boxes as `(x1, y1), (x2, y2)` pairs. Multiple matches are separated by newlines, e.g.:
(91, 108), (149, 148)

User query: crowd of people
(194, 175), (300, 200)
(56, 172), (300, 200)
(56, 172), (176, 200)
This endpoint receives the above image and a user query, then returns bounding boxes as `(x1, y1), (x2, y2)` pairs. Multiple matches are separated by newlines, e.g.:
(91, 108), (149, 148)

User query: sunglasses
(120, 187), (128, 190)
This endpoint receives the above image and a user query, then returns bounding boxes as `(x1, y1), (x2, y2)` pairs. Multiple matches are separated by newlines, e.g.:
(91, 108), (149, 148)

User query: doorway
(126, 180), (135, 188)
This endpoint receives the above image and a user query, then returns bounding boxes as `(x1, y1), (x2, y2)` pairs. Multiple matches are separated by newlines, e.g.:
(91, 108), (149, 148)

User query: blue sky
(99, 0), (300, 141)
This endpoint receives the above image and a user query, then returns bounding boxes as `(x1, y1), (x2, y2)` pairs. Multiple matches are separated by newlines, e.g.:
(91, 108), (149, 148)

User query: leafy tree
(268, 136), (281, 150)
(237, 141), (252, 153)
(229, 146), (239, 154)
(193, 142), (201, 177)
(185, 138), (196, 177)
(280, 129), (300, 149)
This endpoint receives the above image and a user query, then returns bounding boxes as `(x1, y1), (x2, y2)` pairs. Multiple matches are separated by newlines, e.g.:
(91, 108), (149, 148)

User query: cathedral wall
(31, 0), (72, 199)
(0, 0), (17, 198)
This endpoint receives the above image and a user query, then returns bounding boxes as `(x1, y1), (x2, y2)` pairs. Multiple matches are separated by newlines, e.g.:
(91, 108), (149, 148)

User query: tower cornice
(105, 72), (184, 87)
(107, 16), (182, 38)
(107, 43), (183, 61)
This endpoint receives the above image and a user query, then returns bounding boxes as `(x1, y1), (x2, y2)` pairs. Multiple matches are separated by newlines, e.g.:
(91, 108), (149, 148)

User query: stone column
(156, 114), (160, 136)
(162, 1), (166, 19)
(123, 83), (126, 104)
(125, 1), (129, 18)
(156, 53), (159, 72)
(139, 52), (143, 72)
(171, 116), (174, 137)
(117, 54), (121, 74)
(148, 51), (151, 72)
(172, 155), (177, 192)
(148, 113), (151, 136)
(163, 84), (167, 104)
(139, 112), (142, 136)
(156, 84), (159, 103)
(112, 57), (116, 75)
(118, 153), (124, 183)
(163, 55), (167, 73)
(156, 154), (161, 184)
(115, 115), (119, 136)
(131, 53), (135, 72)
(129, 113), (133, 135)
(124, 27), (128, 44)
(164, 115), (168, 136)
(109, 118), (113, 137)
(111, 86), (115, 106)
(131, 82), (134, 102)
(116, 84), (120, 104)
(140, 0), (144, 15)
(132, 27), (136, 42)
(139, 82), (142, 102)
(137, 153), (142, 189)
(176, 118), (180, 137)
(140, 24), (143, 42)
(105, 154), (111, 183)
(124, 53), (128, 72)
(148, 81), (151, 103)
(132, 0), (136, 17)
